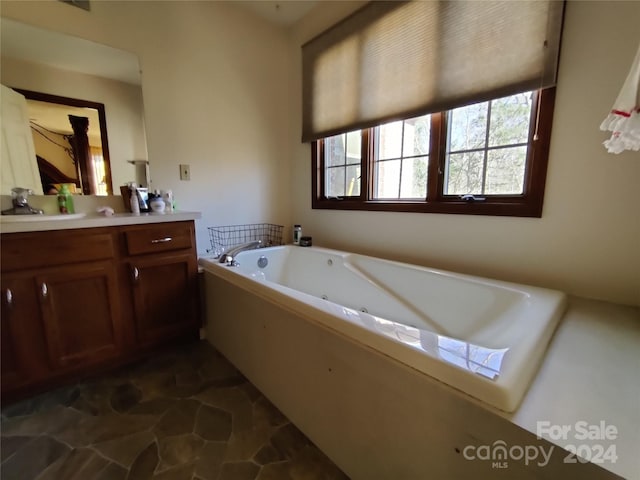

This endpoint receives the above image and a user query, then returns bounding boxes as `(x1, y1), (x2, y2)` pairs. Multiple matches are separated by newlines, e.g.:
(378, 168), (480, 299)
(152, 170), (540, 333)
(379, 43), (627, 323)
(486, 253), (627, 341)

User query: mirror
(0, 17), (149, 195)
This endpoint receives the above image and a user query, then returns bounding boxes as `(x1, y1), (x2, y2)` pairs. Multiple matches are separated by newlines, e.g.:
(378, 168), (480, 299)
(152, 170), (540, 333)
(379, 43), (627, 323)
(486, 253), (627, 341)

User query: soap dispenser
(57, 184), (75, 214)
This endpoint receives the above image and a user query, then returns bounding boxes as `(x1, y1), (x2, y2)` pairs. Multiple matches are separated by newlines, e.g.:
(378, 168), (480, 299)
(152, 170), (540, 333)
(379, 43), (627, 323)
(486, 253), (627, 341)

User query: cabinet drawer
(1, 230), (115, 271)
(124, 223), (194, 256)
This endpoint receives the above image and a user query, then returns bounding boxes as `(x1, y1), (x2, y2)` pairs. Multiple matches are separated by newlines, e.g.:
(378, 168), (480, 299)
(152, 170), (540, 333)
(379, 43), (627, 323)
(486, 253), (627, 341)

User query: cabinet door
(129, 253), (199, 347)
(1, 274), (50, 391)
(37, 261), (124, 370)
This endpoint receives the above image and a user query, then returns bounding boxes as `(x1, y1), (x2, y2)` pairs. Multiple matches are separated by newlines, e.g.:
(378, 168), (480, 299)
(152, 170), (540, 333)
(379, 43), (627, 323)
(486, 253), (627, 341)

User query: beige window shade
(302, 0), (564, 142)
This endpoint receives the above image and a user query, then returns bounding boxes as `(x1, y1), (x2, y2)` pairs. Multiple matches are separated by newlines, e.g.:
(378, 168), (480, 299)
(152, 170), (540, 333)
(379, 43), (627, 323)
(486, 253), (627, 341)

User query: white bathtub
(199, 245), (566, 412)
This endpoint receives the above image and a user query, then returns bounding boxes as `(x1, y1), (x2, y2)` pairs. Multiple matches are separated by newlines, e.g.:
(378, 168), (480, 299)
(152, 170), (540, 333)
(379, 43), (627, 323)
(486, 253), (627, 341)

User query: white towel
(600, 43), (640, 154)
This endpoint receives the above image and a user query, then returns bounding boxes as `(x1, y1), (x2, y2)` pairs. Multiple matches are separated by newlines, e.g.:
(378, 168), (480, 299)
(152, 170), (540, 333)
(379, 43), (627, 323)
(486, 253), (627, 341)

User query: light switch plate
(179, 164), (190, 181)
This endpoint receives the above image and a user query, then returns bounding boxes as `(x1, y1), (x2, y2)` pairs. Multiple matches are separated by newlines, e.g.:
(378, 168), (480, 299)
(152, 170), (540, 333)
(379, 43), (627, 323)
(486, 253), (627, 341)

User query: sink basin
(1, 213), (87, 222)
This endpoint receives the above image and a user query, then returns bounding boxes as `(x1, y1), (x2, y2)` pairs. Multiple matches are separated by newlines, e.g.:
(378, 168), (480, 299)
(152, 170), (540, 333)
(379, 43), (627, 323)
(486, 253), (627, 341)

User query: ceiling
(235, 1), (317, 26)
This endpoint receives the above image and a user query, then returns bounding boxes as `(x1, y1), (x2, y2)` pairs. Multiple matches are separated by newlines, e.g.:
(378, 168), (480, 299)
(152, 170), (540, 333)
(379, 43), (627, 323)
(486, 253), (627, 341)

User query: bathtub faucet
(218, 240), (263, 266)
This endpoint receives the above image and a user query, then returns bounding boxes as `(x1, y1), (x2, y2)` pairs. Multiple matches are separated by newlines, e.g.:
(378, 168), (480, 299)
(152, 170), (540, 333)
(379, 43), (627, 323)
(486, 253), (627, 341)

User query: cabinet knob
(4, 288), (13, 308)
(41, 282), (49, 299)
(132, 266), (140, 283)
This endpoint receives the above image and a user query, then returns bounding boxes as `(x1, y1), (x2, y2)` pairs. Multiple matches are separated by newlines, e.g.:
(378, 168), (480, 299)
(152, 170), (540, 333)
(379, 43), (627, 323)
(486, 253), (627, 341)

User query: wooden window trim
(312, 88), (556, 218)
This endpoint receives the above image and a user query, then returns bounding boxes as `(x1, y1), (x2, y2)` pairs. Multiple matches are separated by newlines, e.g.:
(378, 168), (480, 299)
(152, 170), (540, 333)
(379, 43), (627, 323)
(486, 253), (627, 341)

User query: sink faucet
(218, 240), (263, 266)
(1, 187), (44, 216)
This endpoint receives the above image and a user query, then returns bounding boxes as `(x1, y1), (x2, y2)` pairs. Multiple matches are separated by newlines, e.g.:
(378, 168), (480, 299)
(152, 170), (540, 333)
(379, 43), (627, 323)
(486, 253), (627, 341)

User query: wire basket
(208, 223), (284, 257)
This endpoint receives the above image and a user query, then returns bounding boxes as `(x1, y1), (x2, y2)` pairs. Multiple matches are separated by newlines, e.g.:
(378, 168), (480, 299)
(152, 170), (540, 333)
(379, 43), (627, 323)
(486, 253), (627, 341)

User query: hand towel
(600, 43), (640, 154)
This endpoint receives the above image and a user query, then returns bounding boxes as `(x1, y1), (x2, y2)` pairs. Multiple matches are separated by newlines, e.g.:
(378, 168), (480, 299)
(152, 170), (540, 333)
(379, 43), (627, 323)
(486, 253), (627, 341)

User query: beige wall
(1, 56), (147, 189)
(288, 0), (640, 307)
(1, 0), (291, 252)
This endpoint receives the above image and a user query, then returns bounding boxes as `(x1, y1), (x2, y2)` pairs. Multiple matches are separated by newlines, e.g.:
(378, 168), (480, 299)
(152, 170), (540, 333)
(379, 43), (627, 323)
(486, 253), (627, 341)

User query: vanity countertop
(0, 211), (201, 234)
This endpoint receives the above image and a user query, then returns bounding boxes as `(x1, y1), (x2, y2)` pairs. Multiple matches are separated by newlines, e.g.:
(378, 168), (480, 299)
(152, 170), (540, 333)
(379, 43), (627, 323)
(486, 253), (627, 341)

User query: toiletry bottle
(130, 186), (140, 213)
(57, 184), (75, 214)
(163, 190), (174, 213)
(293, 225), (302, 245)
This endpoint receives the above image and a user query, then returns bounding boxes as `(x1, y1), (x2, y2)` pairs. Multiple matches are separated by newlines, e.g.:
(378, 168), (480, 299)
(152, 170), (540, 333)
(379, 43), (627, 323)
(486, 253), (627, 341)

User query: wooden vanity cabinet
(1, 228), (125, 397)
(120, 222), (199, 349)
(1, 220), (200, 401)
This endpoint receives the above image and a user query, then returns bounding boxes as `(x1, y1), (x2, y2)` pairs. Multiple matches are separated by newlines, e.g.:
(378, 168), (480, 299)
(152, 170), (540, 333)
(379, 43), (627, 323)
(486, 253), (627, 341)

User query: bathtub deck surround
(200, 246), (567, 412)
(202, 246), (640, 480)
(0, 341), (347, 480)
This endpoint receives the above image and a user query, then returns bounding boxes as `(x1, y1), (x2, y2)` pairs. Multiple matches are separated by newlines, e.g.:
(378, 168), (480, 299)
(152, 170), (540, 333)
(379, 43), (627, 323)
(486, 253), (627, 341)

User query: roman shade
(302, 0), (565, 142)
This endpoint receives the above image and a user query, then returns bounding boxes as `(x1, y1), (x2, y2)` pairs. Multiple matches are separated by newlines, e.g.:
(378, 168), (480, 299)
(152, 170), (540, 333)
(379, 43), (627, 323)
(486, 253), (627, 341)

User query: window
(444, 92), (533, 196)
(325, 131), (362, 198)
(90, 147), (108, 196)
(312, 88), (555, 217)
(373, 114), (430, 200)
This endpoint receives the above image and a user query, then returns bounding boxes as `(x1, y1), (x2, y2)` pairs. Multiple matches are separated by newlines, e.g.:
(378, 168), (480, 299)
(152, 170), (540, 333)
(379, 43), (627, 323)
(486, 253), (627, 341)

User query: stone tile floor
(1, 341), (348, 480)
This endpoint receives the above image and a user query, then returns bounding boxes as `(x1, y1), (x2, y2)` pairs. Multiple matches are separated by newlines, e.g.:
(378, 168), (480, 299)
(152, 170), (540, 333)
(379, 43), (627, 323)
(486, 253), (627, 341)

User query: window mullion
(319, 140), (326, 198)
(427, 113), (444, 201)
(523, 90), (541, 194)
(342, 135), (348, 196)
(312, 140), (323, 205)
(397, 121), (406, 198)
(481, 101), (492, 194)
(361, 129), (371, 201)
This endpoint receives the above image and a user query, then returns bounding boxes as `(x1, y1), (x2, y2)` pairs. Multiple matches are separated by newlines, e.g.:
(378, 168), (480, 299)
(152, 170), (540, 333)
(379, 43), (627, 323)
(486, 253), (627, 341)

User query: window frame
(312, 87), (556, 218)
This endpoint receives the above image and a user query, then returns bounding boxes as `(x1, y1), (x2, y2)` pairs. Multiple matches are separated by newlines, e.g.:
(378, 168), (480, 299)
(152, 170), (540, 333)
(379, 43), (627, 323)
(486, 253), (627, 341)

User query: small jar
(293, 225), (302, 245)
(149, 196), (165, 213)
